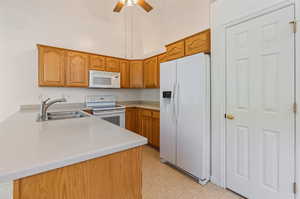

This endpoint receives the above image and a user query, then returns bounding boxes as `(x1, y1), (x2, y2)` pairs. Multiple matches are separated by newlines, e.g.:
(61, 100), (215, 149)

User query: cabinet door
(130, 61), (144, 88)
(125, 108), (139, 134)
(38, 46), (65, 87)
(65, 51), (89, 87)
(89, 55), (106, 71)
(140, 109), (153, 145)
(152, 111), (160, 148)
(106, 57), (120, 72)
(120, 60), (130, 88)
(166, 40), (185, 61)
(158, 53), (167, 64)
(185, 30), (211, 56)
(143, 56), (159, 88)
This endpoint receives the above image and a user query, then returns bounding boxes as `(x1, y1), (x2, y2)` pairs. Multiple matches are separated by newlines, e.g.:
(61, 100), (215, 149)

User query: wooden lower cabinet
(13, 147), (142, 199)
(125, 107), (140, 134)
(140, 109), (153, 144)
(126, 108), (160, 149)
(152, 111), (160, 148)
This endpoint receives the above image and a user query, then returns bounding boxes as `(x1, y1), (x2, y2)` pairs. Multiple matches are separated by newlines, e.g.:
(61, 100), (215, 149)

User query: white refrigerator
(160, 53), (211, 184)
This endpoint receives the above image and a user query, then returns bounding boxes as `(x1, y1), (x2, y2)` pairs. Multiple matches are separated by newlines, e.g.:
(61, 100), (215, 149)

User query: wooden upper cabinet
(185, 30), (211, 56)
(65, 51), (89, 87)
(120, 60), (130, 88)
(89, 55), (106, 71)
(38, 46), (65, 87)
(130, 60), (144, 88)
(166, 40), (185, 61)
(158, 53), (167, 64)
(144, 56), (159, 88)
(106, 57), (120, 72)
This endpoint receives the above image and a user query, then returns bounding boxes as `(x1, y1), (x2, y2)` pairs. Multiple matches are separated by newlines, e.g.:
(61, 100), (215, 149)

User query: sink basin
(46, 111), (90, 121)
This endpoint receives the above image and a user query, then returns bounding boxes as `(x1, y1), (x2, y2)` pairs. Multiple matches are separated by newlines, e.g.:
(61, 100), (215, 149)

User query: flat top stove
(85, 95), (125, 113)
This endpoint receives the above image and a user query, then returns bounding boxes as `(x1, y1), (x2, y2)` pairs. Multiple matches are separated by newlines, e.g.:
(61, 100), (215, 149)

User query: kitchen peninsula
(0, 108), (147, 199)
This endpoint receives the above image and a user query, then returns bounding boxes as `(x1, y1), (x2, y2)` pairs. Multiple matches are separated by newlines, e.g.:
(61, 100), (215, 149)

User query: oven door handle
(93, 110), (125, 116)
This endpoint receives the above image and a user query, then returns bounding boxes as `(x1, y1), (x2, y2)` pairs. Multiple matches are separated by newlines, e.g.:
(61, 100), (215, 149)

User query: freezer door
(176, 53), (211, 181)
(160, 60), (177, 164)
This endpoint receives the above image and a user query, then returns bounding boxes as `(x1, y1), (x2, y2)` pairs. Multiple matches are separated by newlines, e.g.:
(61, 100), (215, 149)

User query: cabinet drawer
(152, 111), (160, 119)
(166, 40), (185, 61)
(141, 109), (152, 117)
(185, 30), (210, 55)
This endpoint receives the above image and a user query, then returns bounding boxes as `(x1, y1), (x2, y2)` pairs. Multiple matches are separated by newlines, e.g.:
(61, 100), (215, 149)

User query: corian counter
(0, 110), (147, 183)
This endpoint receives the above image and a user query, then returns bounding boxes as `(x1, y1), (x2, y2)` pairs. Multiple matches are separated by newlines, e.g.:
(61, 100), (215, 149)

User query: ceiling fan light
(121, 0), (138, 7)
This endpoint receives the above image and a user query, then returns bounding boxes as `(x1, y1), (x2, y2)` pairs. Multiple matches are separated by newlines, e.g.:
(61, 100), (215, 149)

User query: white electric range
(85, 95), (125, 128)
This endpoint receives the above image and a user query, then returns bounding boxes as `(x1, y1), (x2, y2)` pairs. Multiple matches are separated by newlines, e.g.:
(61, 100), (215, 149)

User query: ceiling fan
(113, 0), (153, 13)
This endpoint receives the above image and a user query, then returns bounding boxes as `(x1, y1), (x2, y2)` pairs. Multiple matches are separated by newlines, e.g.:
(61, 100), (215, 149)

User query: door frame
(213, 0), (297, 194)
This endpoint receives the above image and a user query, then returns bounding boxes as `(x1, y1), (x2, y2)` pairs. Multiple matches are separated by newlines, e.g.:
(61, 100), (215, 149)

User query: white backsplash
(139, 89), (160, 102)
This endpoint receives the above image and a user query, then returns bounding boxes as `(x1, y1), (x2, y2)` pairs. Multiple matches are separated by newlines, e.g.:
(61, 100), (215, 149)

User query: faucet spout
(39, 97), (67, 121)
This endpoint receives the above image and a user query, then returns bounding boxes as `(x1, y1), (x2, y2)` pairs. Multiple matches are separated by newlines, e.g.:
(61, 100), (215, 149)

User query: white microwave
(89, 70), (120, 88)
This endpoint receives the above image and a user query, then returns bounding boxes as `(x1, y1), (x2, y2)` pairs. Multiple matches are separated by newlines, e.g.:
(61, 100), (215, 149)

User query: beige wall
(137, 0), (211, 57)
(0, 0), (150, 121)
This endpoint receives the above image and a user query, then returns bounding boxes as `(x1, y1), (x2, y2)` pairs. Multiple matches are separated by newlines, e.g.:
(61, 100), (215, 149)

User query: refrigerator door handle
(172, 82), (177, 122)
(176, 83), (180, 120)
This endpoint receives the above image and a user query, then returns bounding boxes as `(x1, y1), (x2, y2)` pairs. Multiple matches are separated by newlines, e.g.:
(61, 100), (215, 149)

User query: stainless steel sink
(45, 111), (90, 121)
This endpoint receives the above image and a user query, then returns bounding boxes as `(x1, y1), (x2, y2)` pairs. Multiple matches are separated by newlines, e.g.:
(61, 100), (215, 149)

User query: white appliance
(85, 95), (125, 127)
(89, 70), (121, 88)
(160, 53), (211, 184)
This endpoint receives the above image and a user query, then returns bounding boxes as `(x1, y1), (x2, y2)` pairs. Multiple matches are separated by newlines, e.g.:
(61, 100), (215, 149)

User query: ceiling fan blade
(113, 2), (124, 12)
(137, 0), (153, 12)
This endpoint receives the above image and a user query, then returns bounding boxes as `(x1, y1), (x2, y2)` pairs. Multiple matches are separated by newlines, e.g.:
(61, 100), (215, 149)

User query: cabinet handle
(226, 114), (235, 120)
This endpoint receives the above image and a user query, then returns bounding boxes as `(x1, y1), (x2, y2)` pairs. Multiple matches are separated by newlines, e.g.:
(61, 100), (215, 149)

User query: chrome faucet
(39, 97), (67, 121)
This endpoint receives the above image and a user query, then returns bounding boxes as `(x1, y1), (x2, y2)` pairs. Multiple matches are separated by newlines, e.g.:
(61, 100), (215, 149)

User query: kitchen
(1, 0), (300, 199)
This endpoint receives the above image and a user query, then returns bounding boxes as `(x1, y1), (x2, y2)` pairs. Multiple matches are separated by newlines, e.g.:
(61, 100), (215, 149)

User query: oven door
(93, 110), (125, 128)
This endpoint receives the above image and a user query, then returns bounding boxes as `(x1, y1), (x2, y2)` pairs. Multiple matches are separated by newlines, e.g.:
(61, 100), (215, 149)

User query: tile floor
(142, 146), (243, 199)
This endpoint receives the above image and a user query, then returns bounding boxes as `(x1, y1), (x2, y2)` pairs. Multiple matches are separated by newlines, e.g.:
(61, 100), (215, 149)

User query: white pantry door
(226, 6), (295, 199)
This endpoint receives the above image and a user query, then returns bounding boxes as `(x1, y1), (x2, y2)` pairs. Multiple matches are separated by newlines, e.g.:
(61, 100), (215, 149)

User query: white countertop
(0, 110), (147, 183)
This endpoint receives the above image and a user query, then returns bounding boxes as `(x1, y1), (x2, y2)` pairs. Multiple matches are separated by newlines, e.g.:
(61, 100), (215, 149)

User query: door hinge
(290, 21), (297, 33)
(293, 182), (297, 194)
(293, 103), (297, 114)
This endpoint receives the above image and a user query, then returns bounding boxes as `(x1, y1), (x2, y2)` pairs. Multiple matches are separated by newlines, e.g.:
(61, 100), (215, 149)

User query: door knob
(226, 114), (235, 120)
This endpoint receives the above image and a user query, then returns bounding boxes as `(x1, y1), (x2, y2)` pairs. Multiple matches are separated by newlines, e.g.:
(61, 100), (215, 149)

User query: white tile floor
(142, 146), (243, 199)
